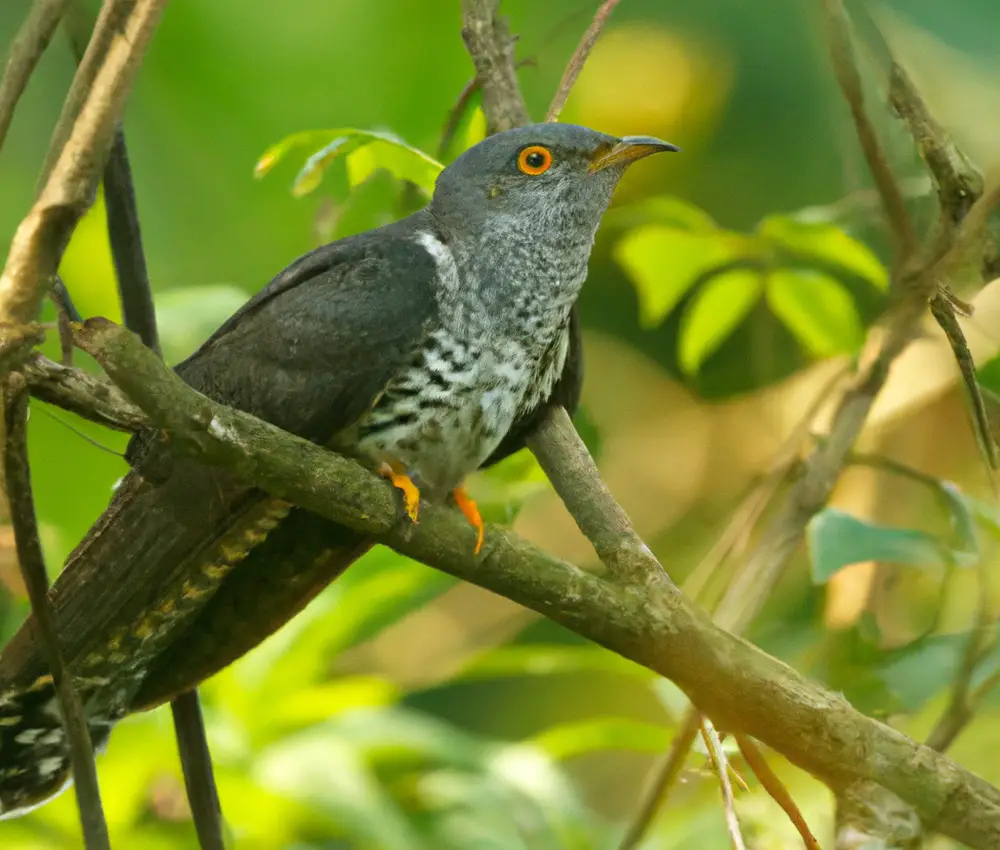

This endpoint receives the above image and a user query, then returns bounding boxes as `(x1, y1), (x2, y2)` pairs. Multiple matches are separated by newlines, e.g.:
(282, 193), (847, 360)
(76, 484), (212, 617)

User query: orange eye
(517, 145), (553, 175)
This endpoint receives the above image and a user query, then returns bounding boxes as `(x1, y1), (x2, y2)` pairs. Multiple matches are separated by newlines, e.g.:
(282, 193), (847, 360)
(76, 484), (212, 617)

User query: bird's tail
(0, 675), (113, 819)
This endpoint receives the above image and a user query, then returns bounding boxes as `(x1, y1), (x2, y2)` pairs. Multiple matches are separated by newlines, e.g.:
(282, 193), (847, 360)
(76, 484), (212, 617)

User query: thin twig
(0, 0), (71, 154)
(701, 719), (747, 850)
(0, 0), (168, 356)
(736, 735), (821, 850)
(545, 0), (622, 122)
(2, 374), (109, 848)
(821, 0), (917, 264)
(171, 691), (226, 850)
(617, 711), (702, 850)
(23, 354), (146, 431)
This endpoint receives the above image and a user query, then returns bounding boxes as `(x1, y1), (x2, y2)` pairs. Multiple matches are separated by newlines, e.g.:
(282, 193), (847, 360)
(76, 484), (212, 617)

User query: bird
(0, 122), (677, 817)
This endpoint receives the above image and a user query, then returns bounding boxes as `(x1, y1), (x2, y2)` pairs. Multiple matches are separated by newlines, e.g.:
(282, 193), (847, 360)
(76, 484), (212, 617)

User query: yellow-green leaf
(766, 268), (863, 356)
(255, 128), (443, 198)
(679, 269), (763, 374)
(614, 225), (747, 327)
(758, 215), (888, 290)
(605, 195), (717, 233)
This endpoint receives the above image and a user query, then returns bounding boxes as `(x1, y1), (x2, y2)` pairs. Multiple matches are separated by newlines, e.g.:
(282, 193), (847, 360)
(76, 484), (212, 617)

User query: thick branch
(460, 0), (530, 132)
(66, 317), (1000, 850)
(0, 0), (70, 153)
(0, 0), (167, 356)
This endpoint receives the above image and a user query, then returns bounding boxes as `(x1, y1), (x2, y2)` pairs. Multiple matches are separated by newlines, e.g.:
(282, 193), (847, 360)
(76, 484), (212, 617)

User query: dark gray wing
(0, 214), (441, 709)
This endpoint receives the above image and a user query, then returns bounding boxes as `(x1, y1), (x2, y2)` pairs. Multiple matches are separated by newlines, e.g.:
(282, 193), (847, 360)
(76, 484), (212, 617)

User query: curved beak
(589, 135), (680, 172)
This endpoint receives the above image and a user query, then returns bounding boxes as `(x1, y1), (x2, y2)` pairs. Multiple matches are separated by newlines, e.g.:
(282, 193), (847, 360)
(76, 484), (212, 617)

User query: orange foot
(379, 462), (421, 523)
(452, 485), (484, 555)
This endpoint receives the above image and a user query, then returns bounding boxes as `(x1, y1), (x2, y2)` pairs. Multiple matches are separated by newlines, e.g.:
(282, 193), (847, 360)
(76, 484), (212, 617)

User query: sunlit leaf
(807, 508), (975, 584)
(256, 727), (423, 849)
(614, 225), (749, 327)
(255, 128), (443, 198)
(679, 269), (763, 374)
(758, 215), (889, 290)
(533, 718), (672, 760)
(765, 268), (863, 356)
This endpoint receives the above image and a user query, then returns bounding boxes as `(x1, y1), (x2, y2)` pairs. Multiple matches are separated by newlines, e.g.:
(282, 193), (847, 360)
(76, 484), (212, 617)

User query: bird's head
(428, 123), (678, 242)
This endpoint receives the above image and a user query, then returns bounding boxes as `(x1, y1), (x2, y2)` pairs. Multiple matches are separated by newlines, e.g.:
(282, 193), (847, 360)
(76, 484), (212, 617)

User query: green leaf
(533, 718), (672, 761)
(758, 215), (889, 290)
(255, 128), (443, 198)
(256, 728), (423, 850)
(614, 225), (748, 327)
(765, 268), (863, 356)
(155, 283), (250, 365)
(807, 508), (975, 584)
(679, 269), (763, 373)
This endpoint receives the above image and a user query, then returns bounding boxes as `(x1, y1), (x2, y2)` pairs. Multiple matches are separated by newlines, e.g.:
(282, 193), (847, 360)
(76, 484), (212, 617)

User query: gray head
(428, 123), (678, 243)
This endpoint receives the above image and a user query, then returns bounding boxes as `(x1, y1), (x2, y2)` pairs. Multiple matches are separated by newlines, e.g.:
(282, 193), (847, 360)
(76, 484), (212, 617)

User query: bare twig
(0, 0), (71, 154)
(701, 720), (747, 850)
(0, 0), (167, 358)
(545, 0), (622, 122)
(821, 0), (917, 263)
(617, 710), (702, 850)
(526, 407), (669, 586)
(460, 0), (530, 132)
(1, 374), (109, 848)
(23, 353), (146, 431)
(736, 735), (821, 850)
(171, 691), (226, 850)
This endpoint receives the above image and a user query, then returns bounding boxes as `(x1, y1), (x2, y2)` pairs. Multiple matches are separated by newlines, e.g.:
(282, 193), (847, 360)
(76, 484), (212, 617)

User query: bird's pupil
(526, 152), (545, 168)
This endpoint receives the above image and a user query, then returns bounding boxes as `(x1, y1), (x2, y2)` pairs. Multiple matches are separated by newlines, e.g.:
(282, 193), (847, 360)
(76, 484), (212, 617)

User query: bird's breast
(354, 324), (568, 495)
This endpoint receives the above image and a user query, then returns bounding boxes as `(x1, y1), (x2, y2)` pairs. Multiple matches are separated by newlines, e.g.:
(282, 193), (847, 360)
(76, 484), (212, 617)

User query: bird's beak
(589, 135), (680, 172)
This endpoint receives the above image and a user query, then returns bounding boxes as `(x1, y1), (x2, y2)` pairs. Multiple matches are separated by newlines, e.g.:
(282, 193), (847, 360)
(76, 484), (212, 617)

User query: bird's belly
(354, 347), (532, 497)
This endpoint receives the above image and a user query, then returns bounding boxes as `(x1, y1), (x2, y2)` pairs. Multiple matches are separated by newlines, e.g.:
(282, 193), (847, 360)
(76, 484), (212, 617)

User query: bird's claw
(379, 462), (421, 523)
(452, 485), (484, 555)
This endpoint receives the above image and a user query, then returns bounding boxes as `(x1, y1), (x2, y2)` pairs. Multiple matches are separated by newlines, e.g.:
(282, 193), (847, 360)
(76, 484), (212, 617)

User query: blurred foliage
(3, 0), (1000, 848)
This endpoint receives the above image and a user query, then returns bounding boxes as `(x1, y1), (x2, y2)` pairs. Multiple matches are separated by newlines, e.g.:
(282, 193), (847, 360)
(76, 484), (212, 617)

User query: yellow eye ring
(517, 145), (553, 176)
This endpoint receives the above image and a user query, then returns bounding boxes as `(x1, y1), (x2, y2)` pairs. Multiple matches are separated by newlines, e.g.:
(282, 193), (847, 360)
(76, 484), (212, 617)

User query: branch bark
(0, 0), (167, 362)
(460, 0), (530, 132)
(57, 317), (1000, 850)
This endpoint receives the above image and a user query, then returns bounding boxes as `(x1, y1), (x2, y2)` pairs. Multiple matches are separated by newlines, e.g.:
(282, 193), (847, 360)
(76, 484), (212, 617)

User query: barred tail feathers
(0, 676), (112, 819)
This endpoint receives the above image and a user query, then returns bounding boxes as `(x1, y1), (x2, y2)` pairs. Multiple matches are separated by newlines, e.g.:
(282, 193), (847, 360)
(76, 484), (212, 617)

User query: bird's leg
(452, 485), (484, 555)
(378, 461), (421, 523)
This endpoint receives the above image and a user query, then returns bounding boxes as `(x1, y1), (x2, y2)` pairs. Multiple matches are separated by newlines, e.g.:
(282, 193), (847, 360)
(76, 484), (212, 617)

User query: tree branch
(0, 0), (167, 362)
(460, 0), (530, 132)
(545, 0), (622, 122)
(0, 0), (71, 154)
(527, 407), (668, 586)
(1, 374), (109, 848)
(56, 316), (1000, 850)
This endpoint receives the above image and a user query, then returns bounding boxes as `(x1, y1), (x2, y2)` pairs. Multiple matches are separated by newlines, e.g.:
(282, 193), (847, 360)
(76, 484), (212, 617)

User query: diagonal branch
(0, 0), (167, 360)
(0, 0), (71, 154)
(545, 0), (622, 122)
(57, 317), (1000, 850)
